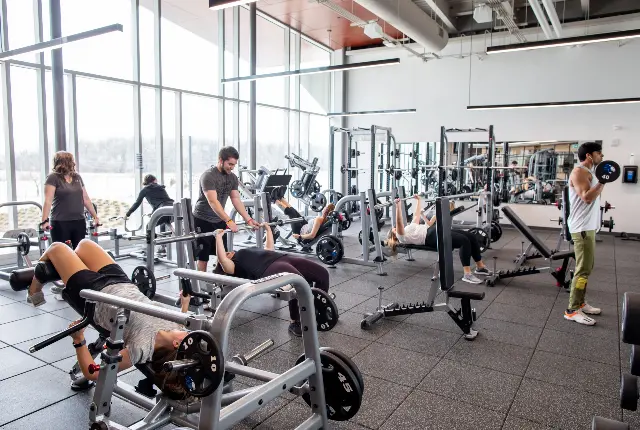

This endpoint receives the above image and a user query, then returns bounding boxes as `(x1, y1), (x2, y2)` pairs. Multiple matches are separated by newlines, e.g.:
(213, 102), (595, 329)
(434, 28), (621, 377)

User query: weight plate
(315, 236), (344, 266)
(467, 227), (489, 253)
(313, 287), (339, 332)
(340, 214), (351, 231)
(622, 293), (640, 345)
(313, 181), (321, 194)
(320, 347), (364, 393)
(290, 180), (305, 198)
(176, 331), (225, 398)
(595, 160), (621, 184)
(309, 193), (327, 213)
(490, 221), (502, 243)
(620, 373), (638, 411)
(632, 345), (640, 377)
(16, 232), (31, 257)
(131, 266), (157, 299)
(297, 350), (363, 421)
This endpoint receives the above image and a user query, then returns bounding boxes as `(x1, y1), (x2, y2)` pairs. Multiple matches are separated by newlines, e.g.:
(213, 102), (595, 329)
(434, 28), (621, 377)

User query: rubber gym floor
(0, 225), (637, 430)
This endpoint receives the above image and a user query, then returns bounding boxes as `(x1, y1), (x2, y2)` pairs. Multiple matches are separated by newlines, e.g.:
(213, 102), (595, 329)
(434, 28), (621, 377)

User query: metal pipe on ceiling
(540, 0), (563, 38)
(527, 0), (554, 40)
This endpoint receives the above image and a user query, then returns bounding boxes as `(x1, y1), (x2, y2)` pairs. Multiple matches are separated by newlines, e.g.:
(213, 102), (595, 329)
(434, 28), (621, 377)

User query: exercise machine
(286, 154), (327, 213)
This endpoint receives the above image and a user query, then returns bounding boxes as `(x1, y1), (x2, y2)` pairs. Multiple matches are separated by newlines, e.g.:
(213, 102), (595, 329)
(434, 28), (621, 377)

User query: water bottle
(630, 153), (635, 165)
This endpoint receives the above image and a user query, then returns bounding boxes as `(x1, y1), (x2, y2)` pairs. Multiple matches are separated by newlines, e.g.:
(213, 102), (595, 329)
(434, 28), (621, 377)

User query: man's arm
(572, 168), (605, 204)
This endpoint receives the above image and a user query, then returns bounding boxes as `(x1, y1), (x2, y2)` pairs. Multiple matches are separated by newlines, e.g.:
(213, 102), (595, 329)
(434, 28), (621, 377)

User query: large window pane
(6, 0), (38, 62)
(140, 0), (156, 84)
(75, 77), (134, 223)
(309, 115), (329, 191)
(161, 1), (219, 94)
(182, 95), (219, 201)
(256, 17), (286, 107)
(300, 39), (330, 114)
(239, 7), (250, 101)
(0, 81), (6, 230)
(162, 90), (177, 200)
(256, 106), (287, 170)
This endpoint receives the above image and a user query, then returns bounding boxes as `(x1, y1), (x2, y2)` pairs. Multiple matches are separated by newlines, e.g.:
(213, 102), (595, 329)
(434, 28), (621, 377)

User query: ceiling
(160, 0), (640, 53)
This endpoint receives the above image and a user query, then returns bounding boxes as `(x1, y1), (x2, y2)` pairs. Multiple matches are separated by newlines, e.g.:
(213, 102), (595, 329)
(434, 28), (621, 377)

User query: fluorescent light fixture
(221, 58), (400, 84)
(487, 28), (640, 54)
(209, 0), (258, 11)
(0, 24), (123, 62)
(467, 97), (640, 110)
(327, 108), (417, 117)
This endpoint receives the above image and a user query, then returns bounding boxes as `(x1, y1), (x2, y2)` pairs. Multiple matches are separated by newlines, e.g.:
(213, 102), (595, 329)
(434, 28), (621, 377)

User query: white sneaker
(462, 273), (482, 284)
(580, 303), (601, 315)
(564, 309), (596, 326)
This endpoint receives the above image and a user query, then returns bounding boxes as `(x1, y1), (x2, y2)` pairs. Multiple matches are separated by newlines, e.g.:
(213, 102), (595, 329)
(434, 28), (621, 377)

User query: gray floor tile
(34, 296), (71, 312)
(278, 330), (372, 358)
(232, 316), (297, 348)
(333, 272), (406, 296)
(331, 290), (372, 312)
(474, 317), (543, 349)
(502, 414), (556, 430)
(525, 350), (620, 399)
(51, 306), (83, 321)
(350, 374), (412, 429)
(509, 378), (620, 430)
(493, 289), (557, 309)
(0, 347), (46, 380)
(545, 302), (619, 340)
(418, 358), (522, 413)
(481, 301), (551, 328)
(0, 293), (16, 306)
(537, 328), (620, 366)
(377, 323), (460, 357)
(352, 343), (439, 387)
(332, 311), (400, 341)
(503, 280), (561, 297)
(240, 295), (288, 315)
(255, 401), (369, 430)
(380, 390), (505, 430)
(50, 355), (80, 372)
(1, 390), (148, 429)
(0, 365), (73, 425)
(404, 309), (468, 334)
(0, 312), (73, 344)
(0, 301), (45, 324)
(444, 337), (534, 376)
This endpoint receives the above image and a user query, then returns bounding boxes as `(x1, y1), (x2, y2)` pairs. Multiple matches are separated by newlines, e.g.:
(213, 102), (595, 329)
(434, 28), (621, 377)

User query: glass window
(224, 100), (234, 147)
(162, 90), (177, 200)
(239, 7), (250, 101)
(0, 80), (6, 230)
(140, 86), (157, 182)
(75, 77), (134, 220)
(256, 106), (287, 171)
(139, 0), (156, 84)
(256, 17), (286, 107)
(6, 0), (38, 62)
(239, 102), (249, 162)
(300, 39), (331, 114)
(224, 8), (234, 98)
(308, 115), (329, 191)
(182, 95), (219, 201)
(161, 1), (219, 94)
(45, 71), (70, 164)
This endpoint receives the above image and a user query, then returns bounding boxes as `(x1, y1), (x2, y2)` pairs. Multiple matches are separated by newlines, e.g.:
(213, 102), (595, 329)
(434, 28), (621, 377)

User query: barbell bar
(373, 191), (481, 210)
(154, 217), (306, 246)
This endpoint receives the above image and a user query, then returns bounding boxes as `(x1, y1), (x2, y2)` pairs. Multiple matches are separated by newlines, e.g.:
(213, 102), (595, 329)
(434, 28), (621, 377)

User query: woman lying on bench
(24, 240), (192, 398)
(386, 195), (491, 284)
(275, 198), (335, 241)
(213, 222), (330, 337)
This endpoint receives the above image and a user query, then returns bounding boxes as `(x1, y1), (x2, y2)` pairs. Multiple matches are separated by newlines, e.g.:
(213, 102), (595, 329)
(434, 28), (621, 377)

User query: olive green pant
(568, 230), (596, 310)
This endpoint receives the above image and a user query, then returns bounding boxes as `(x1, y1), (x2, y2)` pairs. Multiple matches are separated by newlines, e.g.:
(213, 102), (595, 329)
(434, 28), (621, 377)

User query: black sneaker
(288, 321), (302, 337)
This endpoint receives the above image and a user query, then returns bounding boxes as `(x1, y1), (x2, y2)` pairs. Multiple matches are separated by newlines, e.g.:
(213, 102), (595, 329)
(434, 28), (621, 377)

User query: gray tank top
(567, 165), (600, 234)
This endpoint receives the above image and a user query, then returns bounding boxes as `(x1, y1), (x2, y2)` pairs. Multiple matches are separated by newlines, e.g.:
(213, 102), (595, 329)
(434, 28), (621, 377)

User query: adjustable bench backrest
(562, 186), (571, 241)
(502, 206), (553, 258)
(436, 197), (455, 292)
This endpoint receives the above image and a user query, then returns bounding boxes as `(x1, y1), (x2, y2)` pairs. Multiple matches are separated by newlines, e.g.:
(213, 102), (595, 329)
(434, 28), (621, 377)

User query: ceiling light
(221, 58), (400, 84)
(209, 0), (258, 11)
(0, 24), (123, 62)
(327, 109), (417, 117)
(467, 98), (640, 110)
(487, 29), (640, 54)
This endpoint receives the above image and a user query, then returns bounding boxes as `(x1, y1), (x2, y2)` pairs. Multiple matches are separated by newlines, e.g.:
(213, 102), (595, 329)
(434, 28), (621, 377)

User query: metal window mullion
(293, 33), (301, 155)
(1, 0), (17, 227)
(175, 91), (183, 201)
(49, 0), (66, 151)
(33, 0), (50, 188)
(132, 0), (143, 201)
(66, 73), (79, 168)
(154, 0), (164, 182)
(232, 6), (239, 149)
(248, 2), (256, 169)
(217, 9), (225, 151)
(284, 28), (290, 157)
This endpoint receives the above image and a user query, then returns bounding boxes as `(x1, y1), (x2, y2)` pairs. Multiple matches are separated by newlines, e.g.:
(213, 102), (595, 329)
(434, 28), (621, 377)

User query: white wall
(341, 15), (640, 233)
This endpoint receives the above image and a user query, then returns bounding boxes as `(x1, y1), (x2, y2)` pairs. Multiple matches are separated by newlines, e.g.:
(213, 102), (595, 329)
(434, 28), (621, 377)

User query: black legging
(426, 229), (482, 267)
(284, 207), (307, 235)
(50, 219), (86, 249)
(261, 255), (329, 321)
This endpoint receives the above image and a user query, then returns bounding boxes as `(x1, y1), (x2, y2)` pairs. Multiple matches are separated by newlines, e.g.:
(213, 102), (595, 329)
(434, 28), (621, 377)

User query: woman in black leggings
(214, 222), (330, 337)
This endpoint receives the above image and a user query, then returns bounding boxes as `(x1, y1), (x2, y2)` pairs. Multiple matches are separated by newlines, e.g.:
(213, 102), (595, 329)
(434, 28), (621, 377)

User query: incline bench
(484, 206), (574, 288)
(360, 197), (485, 340)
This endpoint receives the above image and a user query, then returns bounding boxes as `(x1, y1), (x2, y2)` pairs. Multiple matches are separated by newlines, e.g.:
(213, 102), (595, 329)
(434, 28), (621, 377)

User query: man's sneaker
(288, 321), (302, 337)
(474, 267), (493, 276)
(564, 309), (596, 326)
(580, 302), (601, 315)
(462, 273), (482, 284)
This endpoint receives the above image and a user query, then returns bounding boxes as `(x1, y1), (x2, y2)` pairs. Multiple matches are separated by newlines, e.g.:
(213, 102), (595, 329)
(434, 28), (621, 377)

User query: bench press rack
(360, 197), (485, 340)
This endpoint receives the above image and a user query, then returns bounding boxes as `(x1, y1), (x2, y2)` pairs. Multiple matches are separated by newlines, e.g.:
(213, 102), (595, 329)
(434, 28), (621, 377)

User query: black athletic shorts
(50, 219), (86, 249)
(63, 264), (132, 316)
(193, 217), (228, 262)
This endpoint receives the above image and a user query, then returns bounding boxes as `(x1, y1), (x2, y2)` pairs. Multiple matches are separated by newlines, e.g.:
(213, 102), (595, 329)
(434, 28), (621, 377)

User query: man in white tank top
(564, 142), (606, 326)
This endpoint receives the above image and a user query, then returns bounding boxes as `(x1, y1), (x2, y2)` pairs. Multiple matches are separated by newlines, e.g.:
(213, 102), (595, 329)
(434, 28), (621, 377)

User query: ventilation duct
(353, 0), (449, 52)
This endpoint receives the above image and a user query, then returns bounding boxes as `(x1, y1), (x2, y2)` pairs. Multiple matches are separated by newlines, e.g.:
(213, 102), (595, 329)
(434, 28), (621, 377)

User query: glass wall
(0, 1), (333, 233)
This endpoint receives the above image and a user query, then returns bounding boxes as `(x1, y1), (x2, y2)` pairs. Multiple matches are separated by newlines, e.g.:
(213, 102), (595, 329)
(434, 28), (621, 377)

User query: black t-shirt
(231, 248), (287, 280)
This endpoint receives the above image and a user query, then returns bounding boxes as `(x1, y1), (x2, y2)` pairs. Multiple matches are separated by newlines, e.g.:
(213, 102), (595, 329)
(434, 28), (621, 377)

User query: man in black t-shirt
(192, 146), (259, 271)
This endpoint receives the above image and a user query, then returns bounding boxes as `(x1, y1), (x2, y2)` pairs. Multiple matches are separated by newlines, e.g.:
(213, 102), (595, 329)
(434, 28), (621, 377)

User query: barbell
(595, 160), (621, 184)
(154, 217), (306, 246)
(373, 191), (480, 211)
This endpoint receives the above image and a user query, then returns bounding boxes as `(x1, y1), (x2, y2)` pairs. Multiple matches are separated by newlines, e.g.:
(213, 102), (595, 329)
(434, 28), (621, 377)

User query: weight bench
(484, 206), (574, 288)
(360, 198), (485, 340)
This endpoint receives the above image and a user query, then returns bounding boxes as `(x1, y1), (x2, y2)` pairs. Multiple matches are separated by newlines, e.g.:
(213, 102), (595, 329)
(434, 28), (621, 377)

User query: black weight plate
(131, 266), (156, 299)
(297, 350), (363, 421)
(315, 236), (343, 265)
(320, 347), (364, 393)
(467, 227), (489, 253)
(309, 193), (327, 213)
(595, 160), (621, 184)
(631, 345), (640, 377)
(490, 221), (502, 243)
(340, 214), (351, 231)
(16, 232), (31, 256)
(177, 330), (225, 398)
(622, 293), (640, 345)
(620, 373), (638, 411)
(313, 288), (339, 331)
(290, 180), (305, 198)
(313, 181), (321, 194)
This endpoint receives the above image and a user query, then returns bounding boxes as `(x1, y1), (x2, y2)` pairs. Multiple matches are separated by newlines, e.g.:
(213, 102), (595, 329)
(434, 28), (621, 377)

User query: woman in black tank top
(213, 224), (330, 337)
